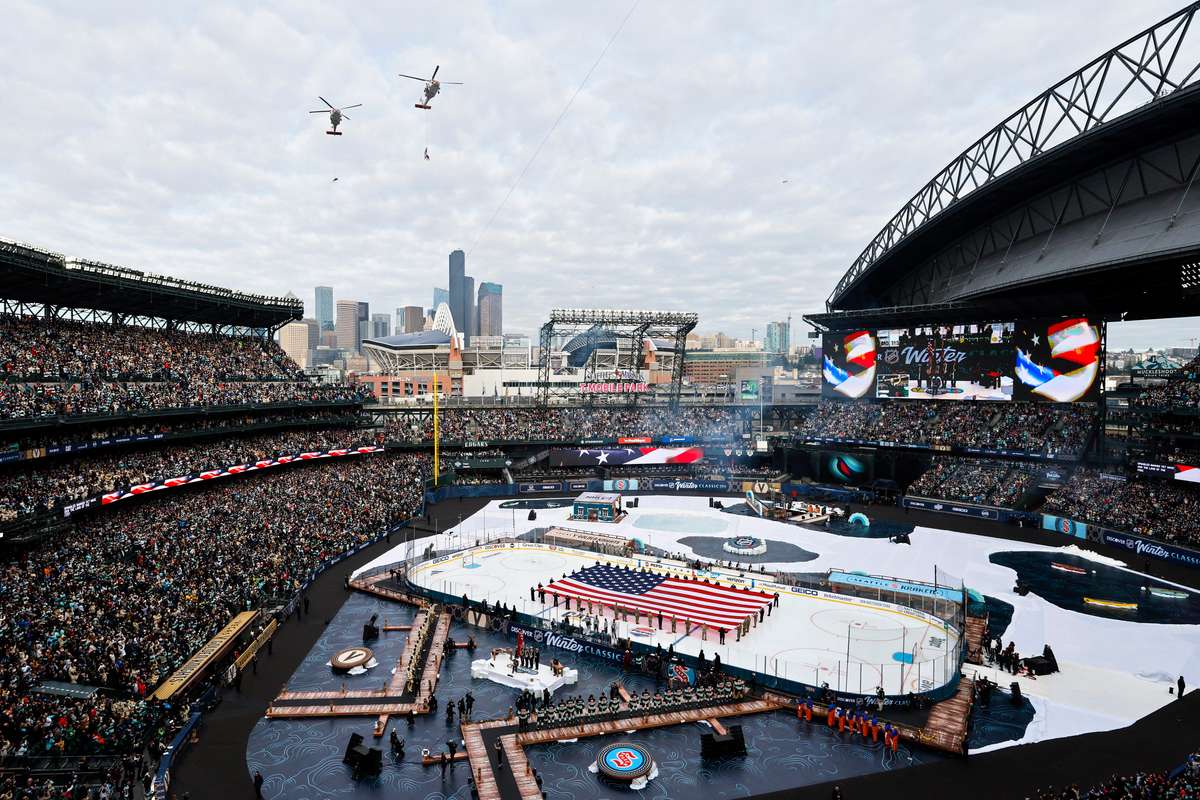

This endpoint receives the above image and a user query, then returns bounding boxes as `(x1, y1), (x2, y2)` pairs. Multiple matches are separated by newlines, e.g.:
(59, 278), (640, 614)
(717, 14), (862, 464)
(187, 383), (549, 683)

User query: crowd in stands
(391, 406), (746, 443)
(0, 452), (430, 772)
(1134, 354), (1200, 410)
(0, 427), (375, 520)
(0, 380), (366, 421)
(1043, 468), (1200, 546)
(0, 408), (362, 455)
(0, 316), (300, 383)
(1030, 750), (1199, 799)
(0, 314), (369, 420)
(908, 457), (1039, 508)
(798, 401), (1096, 458)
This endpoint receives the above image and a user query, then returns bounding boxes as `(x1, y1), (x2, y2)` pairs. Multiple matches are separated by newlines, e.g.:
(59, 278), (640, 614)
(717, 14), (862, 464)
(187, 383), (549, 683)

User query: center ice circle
(632, 513), (728, 534)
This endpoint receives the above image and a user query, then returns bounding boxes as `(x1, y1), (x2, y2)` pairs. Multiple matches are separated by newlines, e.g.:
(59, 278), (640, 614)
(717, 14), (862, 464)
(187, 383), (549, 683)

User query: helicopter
(309, 97), (362, 135)
(398, 65), (462, 109)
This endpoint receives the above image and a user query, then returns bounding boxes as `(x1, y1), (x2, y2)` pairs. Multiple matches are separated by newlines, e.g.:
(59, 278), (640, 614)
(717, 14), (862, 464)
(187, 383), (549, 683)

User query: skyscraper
(433, 287), (449, 311)
(315, 286), (334, 331)
(448, 251), (466, 335)
(279, 321), (312, 369)
(477, 282), (503, 337)
(766, 320), (791, 355)
(462, 275), (475, 342)
(370, 313), (390, 339)
(402, 305), (424, 333)
(357, 302), (369, 352)
(335, 300), (359, 353)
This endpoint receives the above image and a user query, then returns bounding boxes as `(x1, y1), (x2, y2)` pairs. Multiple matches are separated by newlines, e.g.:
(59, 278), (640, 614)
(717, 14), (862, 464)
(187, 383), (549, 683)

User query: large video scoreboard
(822, 317), (1102, 403)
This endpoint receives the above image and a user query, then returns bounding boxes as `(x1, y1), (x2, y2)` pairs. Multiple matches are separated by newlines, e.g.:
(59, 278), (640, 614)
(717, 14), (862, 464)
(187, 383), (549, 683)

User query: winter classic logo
(823, 330), (877, 399)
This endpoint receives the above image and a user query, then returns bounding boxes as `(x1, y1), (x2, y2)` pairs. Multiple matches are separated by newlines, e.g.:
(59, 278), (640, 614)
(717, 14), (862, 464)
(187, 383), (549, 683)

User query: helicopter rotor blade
(397, 73), (426, 82)
(441, 81), (463, 85)
(341, 104), (363, 110)
(340, 112), (351, 120)
(308, 110), (328, 114)
(431, 65), (440, 80)
(318, 96), (336, 111)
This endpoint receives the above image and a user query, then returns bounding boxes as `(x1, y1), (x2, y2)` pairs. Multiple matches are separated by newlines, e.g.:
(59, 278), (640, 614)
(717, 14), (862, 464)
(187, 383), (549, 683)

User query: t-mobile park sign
(580, 381), (649, 394)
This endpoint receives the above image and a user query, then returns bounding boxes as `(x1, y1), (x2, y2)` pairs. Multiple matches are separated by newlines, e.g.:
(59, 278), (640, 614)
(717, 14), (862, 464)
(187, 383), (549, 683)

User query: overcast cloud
(1, 0), (1194, 349)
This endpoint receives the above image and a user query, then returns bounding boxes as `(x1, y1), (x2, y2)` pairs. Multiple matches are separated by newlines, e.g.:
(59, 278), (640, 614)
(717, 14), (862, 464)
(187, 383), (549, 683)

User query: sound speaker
(700, 724), (747, 758)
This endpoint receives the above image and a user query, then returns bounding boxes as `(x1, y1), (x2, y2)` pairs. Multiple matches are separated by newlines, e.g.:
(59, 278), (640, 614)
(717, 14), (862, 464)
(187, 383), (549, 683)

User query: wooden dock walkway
(964, 613), (989, 665)
(516, 698), (783, 746)
(503, 734), (541, 800)
(376, 610), (451, 735)
(707, 718), (728, 735)
(462, 717), (513, 800)
(912, 676), (974, 754)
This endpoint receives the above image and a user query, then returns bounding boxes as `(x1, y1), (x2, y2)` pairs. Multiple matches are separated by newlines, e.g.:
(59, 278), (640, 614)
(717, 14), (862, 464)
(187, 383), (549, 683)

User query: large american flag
(546, 565), (773, 631)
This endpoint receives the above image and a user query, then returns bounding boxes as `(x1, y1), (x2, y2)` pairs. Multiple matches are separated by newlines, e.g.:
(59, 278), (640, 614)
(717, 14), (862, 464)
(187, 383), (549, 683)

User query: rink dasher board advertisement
(821, 317), (1102, 403)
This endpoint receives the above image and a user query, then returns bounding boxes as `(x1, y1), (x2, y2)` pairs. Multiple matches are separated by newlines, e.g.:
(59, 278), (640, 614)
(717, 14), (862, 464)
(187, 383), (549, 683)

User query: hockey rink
(406, 542), (959, 696)
(355, 493), (1200, 751)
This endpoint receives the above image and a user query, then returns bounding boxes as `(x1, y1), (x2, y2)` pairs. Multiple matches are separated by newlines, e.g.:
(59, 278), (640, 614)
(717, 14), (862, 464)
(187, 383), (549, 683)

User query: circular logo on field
(597, 743), (652, 780)
(630, 626), (655, 638)
(731, 536), (759, 549)
(331, 646), (374, 671)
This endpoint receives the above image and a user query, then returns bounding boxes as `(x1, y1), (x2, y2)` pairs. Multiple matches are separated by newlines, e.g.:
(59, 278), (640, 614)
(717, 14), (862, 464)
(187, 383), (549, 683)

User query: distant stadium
(4, 4), (1200, 800)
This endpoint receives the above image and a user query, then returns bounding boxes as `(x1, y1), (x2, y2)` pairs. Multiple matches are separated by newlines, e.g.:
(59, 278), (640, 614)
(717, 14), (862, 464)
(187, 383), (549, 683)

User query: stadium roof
(0, 238), (301, 329)
(826, 3), (1200, 322)
(364, 331), (453, 349)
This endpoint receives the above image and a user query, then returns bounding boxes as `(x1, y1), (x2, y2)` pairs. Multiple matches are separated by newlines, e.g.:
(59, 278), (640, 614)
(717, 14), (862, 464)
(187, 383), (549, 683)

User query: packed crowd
(0, 408), (361, 456)
(908, 457), (1039, 507)
(0, 452), (429, 766)
(0, 314), (370, 420)
(391, 406), (747, 443)
(1030, 749), (1199, 799)
(1134, 353), (1200, 409)
(0, 316), (301, 382)
(0, 380), (367, 421)
(798, 401), (1097, 458)
(1042, 468), (1200, 546)
(0, 426), (375, 520)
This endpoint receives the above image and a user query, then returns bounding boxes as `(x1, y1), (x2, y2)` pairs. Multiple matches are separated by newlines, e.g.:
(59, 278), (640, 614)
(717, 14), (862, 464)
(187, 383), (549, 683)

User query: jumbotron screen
(821, 317), (1101, 403)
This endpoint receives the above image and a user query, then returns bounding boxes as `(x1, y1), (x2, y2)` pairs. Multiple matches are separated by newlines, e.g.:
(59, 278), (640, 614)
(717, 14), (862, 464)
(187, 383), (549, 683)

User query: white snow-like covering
(470, 652), (577, 692)
(354, 495), (1200, 750)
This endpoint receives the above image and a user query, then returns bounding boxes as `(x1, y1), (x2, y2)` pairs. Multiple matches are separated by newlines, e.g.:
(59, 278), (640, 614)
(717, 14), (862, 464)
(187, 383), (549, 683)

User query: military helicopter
(309, 97), (362, 135)
(398, 65), (462, 109)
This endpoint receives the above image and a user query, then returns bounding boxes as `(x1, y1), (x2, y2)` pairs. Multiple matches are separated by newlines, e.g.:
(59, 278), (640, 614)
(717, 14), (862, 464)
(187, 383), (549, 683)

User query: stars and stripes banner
(90, 445), (385, 511)
(545, 564), (773, 631)
(549, 446), (704, 467)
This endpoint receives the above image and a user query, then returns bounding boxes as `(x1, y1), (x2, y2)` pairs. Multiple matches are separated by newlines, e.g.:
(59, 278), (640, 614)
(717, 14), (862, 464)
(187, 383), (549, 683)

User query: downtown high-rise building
(335, 300), (360, 353)
(314, 286), (334, 331)
(279, 321), (312, 369)
(463, 275), (475, 339)
(433, 287), (450, 311)
(370, 313), (390, 339)
(402, 305), (424, 333)
(766, 320), (791, 355)
(448, 251), (467, 338)
(477, 282), (503, 337)
(357, 302), (370, 352)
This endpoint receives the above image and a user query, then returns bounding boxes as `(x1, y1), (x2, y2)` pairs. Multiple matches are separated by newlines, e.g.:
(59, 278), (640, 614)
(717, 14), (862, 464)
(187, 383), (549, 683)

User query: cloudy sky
(3, 0), (1197, 349)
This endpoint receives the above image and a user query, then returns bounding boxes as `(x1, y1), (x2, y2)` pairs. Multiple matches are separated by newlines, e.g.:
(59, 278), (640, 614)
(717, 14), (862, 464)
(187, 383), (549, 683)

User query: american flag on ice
(546, 565), (773, 631)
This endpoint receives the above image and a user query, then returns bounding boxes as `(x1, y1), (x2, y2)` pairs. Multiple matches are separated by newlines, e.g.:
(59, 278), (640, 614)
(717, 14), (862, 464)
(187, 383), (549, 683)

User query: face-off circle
(722, 535), (768, 556)
(596, 742), (654, 781)
(330, 647), (374, 672)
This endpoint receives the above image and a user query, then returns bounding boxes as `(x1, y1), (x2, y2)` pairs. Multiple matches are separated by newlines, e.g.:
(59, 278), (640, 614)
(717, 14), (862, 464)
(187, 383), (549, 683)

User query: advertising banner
(902, 496), (1001, 519)
(740, 379), (760, 401)
(550, 446), (704, 467)
(1041, 514), (1087, 539)
(617, 437), (652, 445)
(518, 482), (564, 494)
(648, 478), (729, 492)
(95, 446), (386, 510)
(1101, 530), (1200, 569)
(603, 479), (640, 491)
